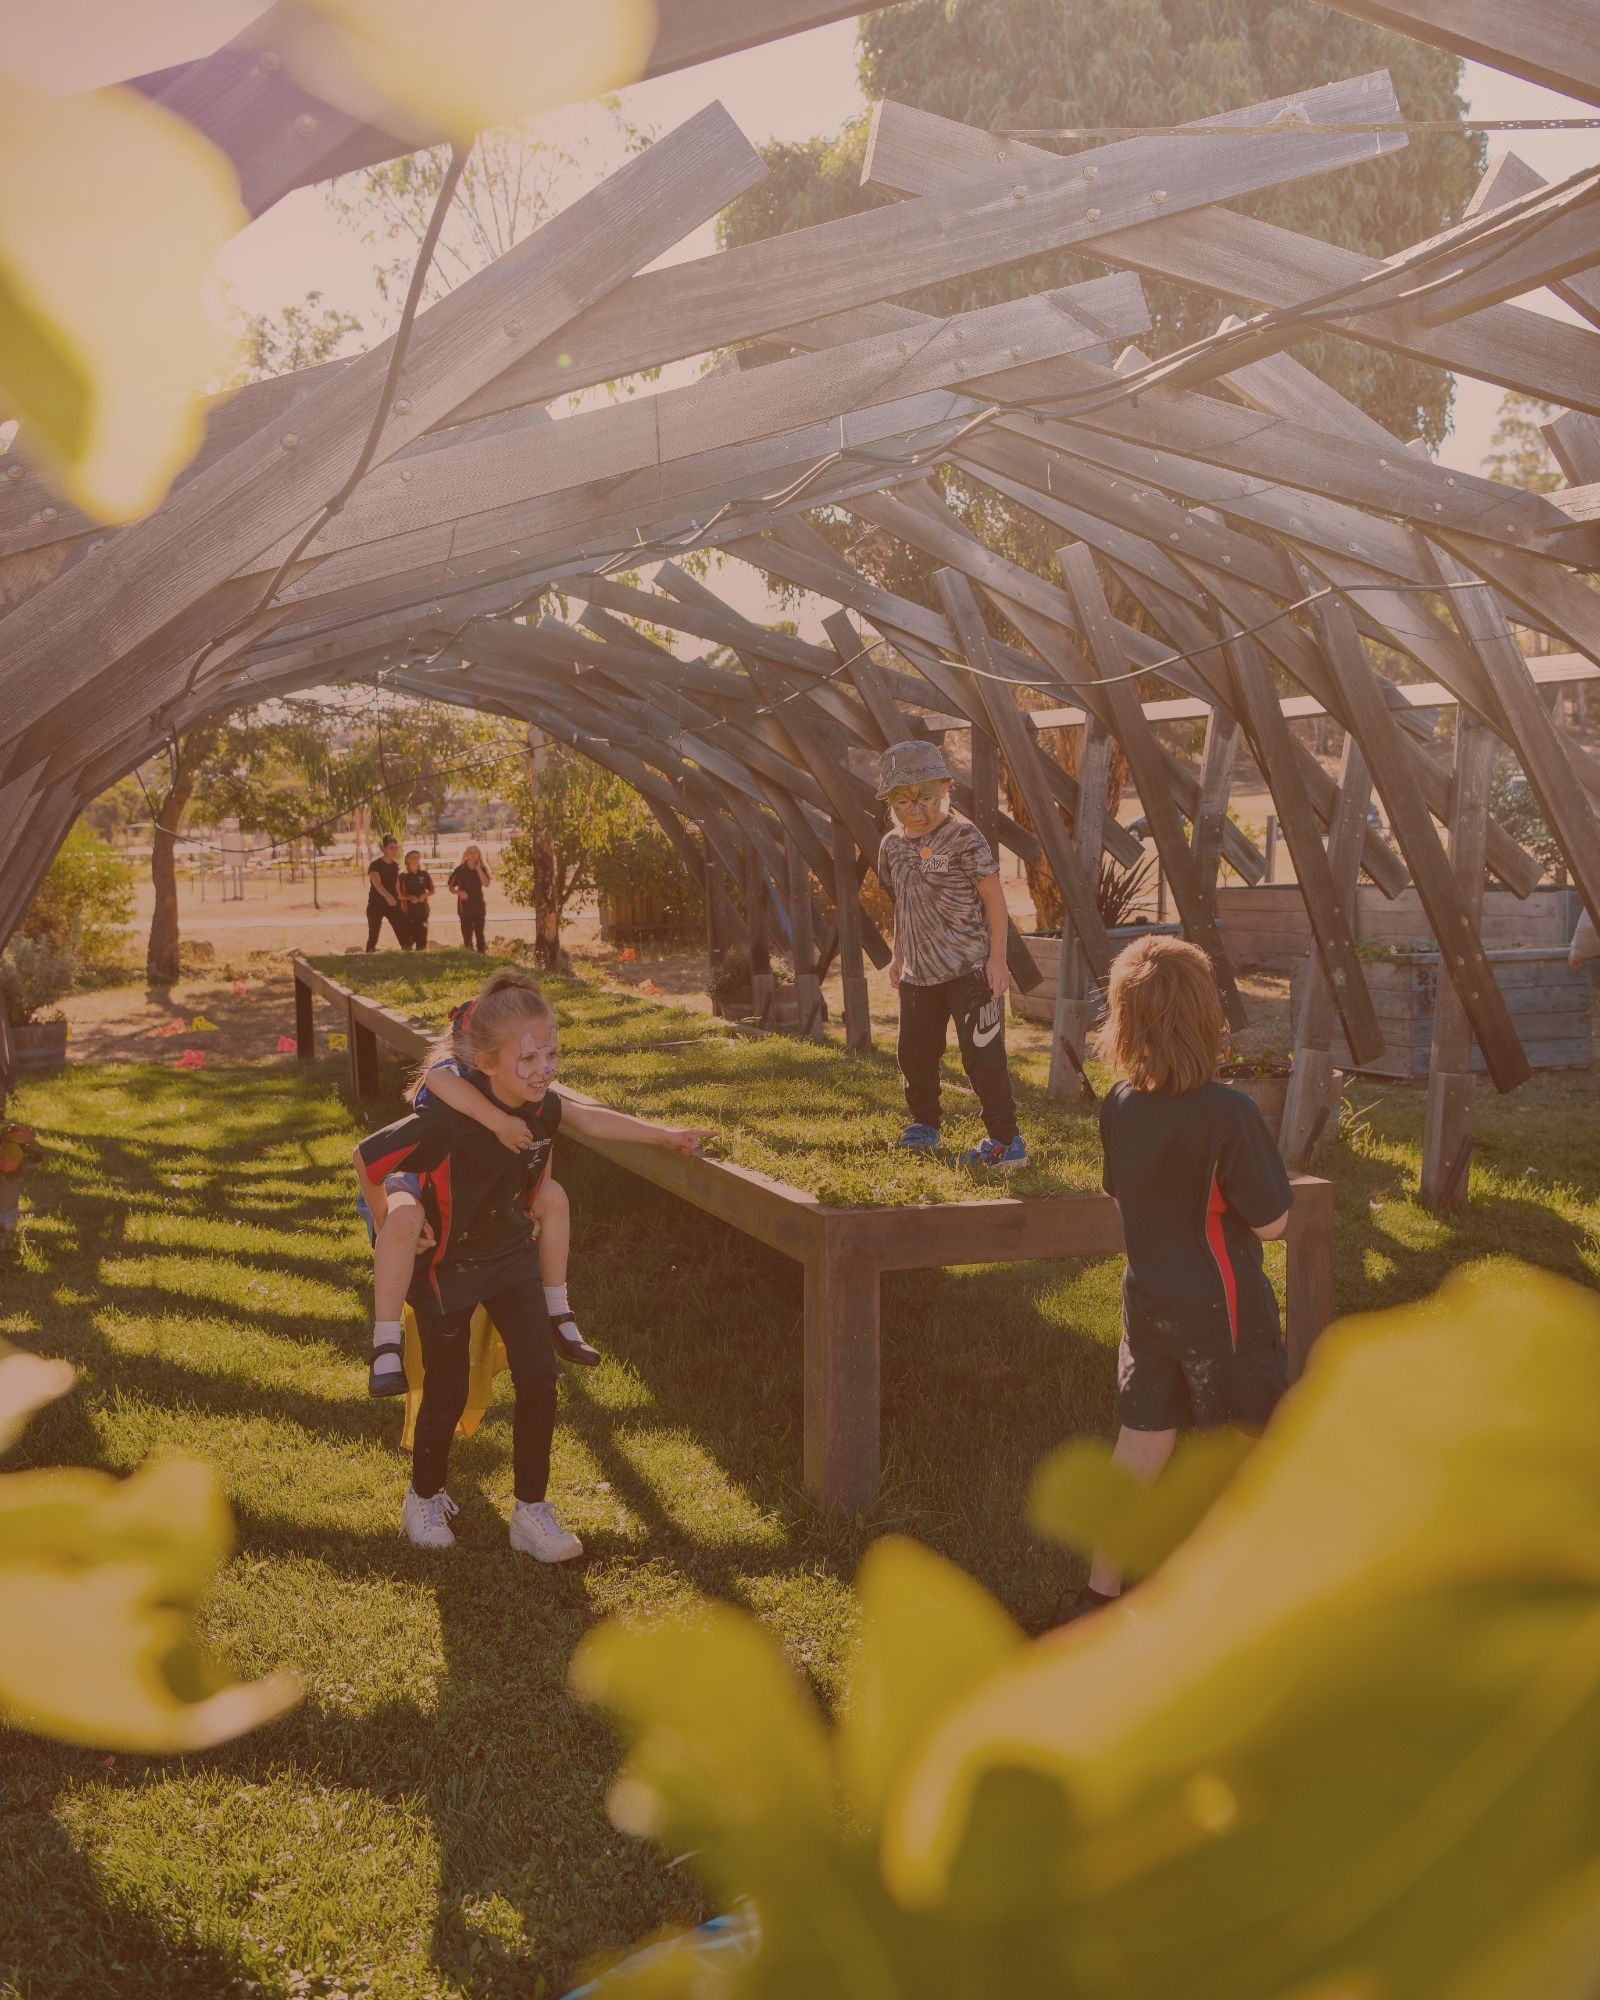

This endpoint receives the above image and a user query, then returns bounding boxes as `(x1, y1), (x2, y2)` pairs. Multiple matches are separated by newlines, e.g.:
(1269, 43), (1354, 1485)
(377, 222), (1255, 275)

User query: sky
(10, 2), (1595, 623)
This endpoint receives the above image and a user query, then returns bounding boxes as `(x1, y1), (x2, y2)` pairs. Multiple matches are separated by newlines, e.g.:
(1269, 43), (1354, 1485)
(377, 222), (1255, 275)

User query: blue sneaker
(896, 1121), (941, 1152)
(961, 1136), (1029, 1169)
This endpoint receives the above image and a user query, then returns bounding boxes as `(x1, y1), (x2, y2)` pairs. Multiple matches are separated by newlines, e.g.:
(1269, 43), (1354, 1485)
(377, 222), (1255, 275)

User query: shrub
(0, 936), (78, 1027)
(17, 822), (134, 968)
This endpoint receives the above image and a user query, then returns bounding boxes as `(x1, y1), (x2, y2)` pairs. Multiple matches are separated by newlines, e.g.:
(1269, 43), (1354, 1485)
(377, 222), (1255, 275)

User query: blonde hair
(412, 969), (553, 1098)
(1091, 935), (1224, 1094)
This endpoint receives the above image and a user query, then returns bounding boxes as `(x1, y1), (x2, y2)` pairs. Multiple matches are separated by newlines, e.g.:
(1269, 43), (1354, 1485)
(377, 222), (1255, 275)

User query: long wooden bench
(293, 955), (1336, 1510)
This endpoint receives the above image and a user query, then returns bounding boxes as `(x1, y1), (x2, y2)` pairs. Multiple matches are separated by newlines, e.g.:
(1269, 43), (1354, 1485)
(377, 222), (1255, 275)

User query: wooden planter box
(12, 1020), (67, 1074)
(1290, 948), (1592, 1077)
(1010, 924), (1182, 1024)
(1217, 885), (1580, 972)
(1220, 1069), (1291, 1139)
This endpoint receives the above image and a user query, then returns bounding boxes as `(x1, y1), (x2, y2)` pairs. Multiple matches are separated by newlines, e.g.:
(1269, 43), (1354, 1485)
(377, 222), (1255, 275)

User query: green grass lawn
(2, 955), (1598, 1998)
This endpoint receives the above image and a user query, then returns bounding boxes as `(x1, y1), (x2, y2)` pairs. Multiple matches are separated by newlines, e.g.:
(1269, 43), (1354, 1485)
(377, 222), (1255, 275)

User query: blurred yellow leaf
(578, 1266), (1600, 2000)
(837, 1536), (1020, 1825)
(0, 1336), (74, 1454)
(0, 1454), (299, 1751)
(1028, 1427), (1258, 1579)
(0, 71), (244, 521)
(280, 0), (658, 144)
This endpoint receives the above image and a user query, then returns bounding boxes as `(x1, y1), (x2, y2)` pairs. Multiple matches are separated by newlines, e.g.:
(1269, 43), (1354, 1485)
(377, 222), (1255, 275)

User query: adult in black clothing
(448, 843), (491, 952)
(398, 850), (435, 949)
(353, 969), (713, 1558)
(365, 836), (408, 950)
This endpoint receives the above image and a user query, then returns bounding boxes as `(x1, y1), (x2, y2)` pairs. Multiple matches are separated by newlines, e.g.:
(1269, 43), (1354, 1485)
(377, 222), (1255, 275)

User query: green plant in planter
(1218, 1046), (1294, 1081)
(1097, 854), (1157, 932)
(572, 1265), (1600, 2000)
(0, 935), (78, 1027)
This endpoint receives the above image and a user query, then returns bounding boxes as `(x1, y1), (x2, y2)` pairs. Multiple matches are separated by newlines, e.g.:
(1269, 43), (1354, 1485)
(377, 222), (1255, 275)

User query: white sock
(372, 1318), (403, 1356)
(543, 1285), (570, 1318)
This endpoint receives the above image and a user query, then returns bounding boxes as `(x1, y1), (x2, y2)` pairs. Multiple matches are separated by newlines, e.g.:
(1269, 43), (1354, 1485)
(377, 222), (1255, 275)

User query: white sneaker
(509, 1499), (583, 1563)
(402, 1487), (459, 1548)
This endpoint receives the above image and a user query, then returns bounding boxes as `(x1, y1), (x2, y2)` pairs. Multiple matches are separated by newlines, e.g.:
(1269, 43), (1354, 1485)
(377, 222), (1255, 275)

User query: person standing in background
(366, 835), (409, 951)
(399, 850), (436, 950)
(449, 844), (492, 953)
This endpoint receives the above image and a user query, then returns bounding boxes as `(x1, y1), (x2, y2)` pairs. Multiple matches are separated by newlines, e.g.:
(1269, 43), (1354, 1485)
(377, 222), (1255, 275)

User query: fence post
(1285, 1177), (1335, 1380)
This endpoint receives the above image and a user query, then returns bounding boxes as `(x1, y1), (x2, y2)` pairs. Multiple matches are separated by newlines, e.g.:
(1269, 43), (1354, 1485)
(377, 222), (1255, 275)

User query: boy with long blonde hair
(1067, 935), (1292, 1617)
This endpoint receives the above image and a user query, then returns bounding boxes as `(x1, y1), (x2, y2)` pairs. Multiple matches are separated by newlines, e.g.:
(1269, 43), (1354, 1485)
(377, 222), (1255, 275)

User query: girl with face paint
(355, 971), (713, 1560)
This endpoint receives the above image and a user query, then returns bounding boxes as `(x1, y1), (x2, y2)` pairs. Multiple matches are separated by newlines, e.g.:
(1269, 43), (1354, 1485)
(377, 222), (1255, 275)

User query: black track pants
(896, 967), (1018, 1143)
(366, 902), (409, 951)
(410, 1276), (557, 1503)
(458, 906), (486, 952)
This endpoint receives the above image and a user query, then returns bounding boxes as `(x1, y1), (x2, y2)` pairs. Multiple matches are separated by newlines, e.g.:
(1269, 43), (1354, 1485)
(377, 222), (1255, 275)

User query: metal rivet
(393, 397), (411, 416)
(293, 111), (317, 137)
(1151, 189), (1168, 203)
(1349, 541), (1359, 552)
(1086, 206), (1102, 222)
(40, 505), (58, 522)
(280, 433), (300, 450)
(4, 462), (22, 481)
(1378, 458), (1389, 469)
(1222, 554), (1231, 564)
(1433, 502), (1443, 511)
(1445, 475), (1457, 487)
(1008, 346), (1022, 360)
(1011, 184), (1028, 200)
(1082, 164), (1099, 181)
(504, 319), (523, 338)
(258, 49), (281, 72)
(400, 469), (413, 482)
(1170, 532), (1180, 542)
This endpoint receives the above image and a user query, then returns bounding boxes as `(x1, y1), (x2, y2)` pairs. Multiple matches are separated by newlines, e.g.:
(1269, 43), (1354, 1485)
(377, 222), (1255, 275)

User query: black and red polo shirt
(357, 1077), (560, 1310)
(1099, 1079), (1292, 1358)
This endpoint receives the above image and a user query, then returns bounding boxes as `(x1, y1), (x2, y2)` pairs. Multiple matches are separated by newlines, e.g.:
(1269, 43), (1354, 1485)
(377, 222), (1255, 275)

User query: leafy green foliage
(1489, 760), (1565, 885)
(1483, 391), (1562, 494)
(500, 748), (703, 951)
(15, 821), (134, 968)
(0, 933), (77, 1027)
(576, 1265), (1600, 1998)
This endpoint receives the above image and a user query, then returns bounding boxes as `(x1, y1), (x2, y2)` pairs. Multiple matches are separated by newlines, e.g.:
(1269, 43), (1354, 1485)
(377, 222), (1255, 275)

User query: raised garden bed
(1291, 946), (1593, 1078)
(297, 953), (1334, 1508)
(1010, 923), (1182, 1024)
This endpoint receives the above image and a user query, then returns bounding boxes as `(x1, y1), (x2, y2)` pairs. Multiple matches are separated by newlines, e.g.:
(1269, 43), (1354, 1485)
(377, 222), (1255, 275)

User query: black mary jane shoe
(367, 1341), (408, 1398)
(550, 1313), (601, 1367)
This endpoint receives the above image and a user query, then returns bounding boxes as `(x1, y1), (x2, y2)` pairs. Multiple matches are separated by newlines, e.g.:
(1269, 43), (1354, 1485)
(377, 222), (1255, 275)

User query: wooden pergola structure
(4, 0), (1599, 1207)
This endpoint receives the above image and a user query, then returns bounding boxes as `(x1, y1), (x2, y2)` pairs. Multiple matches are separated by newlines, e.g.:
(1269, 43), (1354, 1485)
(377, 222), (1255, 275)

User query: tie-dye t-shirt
(877, 812), (998, 987)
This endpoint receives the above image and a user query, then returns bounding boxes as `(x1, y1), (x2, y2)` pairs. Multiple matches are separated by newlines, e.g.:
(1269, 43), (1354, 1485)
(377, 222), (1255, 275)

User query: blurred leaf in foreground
(0, 1397), (299, 1751)
(0, 71), (243, 521)
(1029, 1427), (1258, 1579)
(279, 0), (659, 143)
(574, 1264), (1600, 1999)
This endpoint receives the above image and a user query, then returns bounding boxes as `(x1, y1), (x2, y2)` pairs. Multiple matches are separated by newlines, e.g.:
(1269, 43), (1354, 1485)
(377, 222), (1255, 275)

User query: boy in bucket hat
(875, 740), (1026, 1167)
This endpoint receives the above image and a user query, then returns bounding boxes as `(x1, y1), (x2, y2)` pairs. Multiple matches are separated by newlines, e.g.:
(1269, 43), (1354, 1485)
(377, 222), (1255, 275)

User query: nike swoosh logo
(971, 1013), (1002, 1049)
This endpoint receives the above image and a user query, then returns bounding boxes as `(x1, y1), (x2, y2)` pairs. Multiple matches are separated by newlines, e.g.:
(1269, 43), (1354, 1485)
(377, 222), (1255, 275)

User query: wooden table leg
(294, 969), (315, 1059)
(348, 1000), (380, 1098)
(802, 1225), (881, 1510)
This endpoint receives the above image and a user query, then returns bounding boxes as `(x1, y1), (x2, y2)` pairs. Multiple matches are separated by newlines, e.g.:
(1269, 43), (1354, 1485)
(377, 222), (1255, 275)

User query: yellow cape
(398, 1302), (508, 1450)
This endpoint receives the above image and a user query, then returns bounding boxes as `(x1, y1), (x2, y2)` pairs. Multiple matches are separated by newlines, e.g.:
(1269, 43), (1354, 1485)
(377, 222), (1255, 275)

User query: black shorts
(1116, 1334), (1286, 1433)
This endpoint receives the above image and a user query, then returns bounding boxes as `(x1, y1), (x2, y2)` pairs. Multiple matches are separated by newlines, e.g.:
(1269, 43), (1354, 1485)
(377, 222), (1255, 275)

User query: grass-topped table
(294, 952), (1334, 1509)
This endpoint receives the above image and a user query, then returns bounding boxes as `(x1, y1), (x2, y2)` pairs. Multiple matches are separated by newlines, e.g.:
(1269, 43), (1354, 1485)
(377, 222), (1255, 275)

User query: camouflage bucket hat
(875, 739), (952, 798)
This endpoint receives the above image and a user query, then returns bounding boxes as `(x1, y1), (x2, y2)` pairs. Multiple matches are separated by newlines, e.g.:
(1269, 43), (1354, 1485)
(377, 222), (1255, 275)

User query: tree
(1482, 391), (1562, 494)
(324, 107), (647, 341)
(229, 289), (363, 383)
(500, 742), (701, 968)
(15, 822), (134, 969)
(721, 3), (1481, 449)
